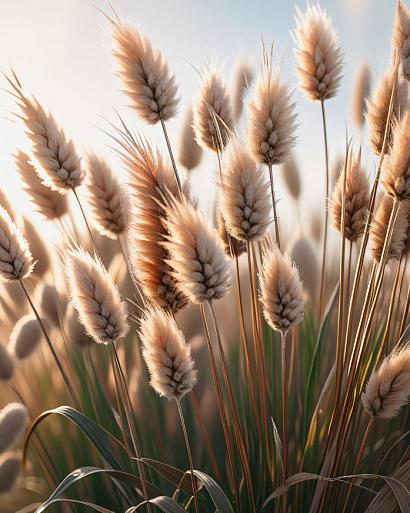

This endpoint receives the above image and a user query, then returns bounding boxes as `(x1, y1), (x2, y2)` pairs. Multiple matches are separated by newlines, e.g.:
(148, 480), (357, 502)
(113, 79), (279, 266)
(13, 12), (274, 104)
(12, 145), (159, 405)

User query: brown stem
(160, 119), (182, 191)
(268, 162), (281, 249)
(281, 330), (289, 513)
(176, 399), (199, 513)
(20, 280), (80, 410)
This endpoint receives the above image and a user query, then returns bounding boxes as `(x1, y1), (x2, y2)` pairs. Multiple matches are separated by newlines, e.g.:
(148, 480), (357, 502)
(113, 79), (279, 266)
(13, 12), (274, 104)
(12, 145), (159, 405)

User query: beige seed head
(382, 111), (410, 201)
(0, 452), (22, 495)
(294, 4), (343, 102)
(310, 210), (322, 243)
(35, 282), (61, 327)
(23, 217), (49, 278)
(232, 61), (253, 121)
(8, 314), (44, 360)
(162, 194), (231, 304)
(0, 206), (33, 282)
(215, 208), (246, 259)
(247, 58), (297, 166)
(0, 190), (16, 223)
(66, 249), (129, 345)
(7, 75), (83, 193)
(0, 345), (14, 383)
(331, 151), (370, 242)
(0, 403), (28, 454)
(220, 137), (272, 241)
(352, 63), (371, 129)
(193, 69), (233, 152)
(259, 244), (304, 333)
(393, 1), (410, 79)
(120, 132), (188, 313)
(280, 156), (301, 201)
(178, 107), (203, 172)
(86, 153), (125, 240)
(15, 149), (68, 220)
(362, 346), (410, 419)
(370, 195), (409, 263)
(140, 307), (197, 400)
(366, 67), (408, 156)
(111, 19), (179, 124)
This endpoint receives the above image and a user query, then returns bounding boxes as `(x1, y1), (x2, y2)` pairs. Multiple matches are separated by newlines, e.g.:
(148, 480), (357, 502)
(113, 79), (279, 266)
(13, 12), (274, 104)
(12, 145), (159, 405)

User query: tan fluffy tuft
(294, 5), (343, 102)
(220, 138), (272, 241)
(8, 314), (44, 360)
(0, 403), (28, 454)
(66, 249), (129, 345)
(362, 346), (410, 419)
(178, 107), (203, 171)
(0, 453), (22, 495)
(352, 63), (371, 129)
(259, 244), (304, 333)
(393, 1), (410, 79)
(140, 307), (197, 400)
(111, 20), (179, 124)
(216, 208), (246, 259)
(162, 194), (231, 304)
(0, 345), (15, 383)
(280, 156), (301, 201)
(232, 61), (253, 121)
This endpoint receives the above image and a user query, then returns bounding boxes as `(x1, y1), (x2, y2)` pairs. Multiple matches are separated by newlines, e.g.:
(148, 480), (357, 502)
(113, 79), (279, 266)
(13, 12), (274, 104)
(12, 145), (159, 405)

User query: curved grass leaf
(38, 499), (115, 513)
(193, 470), (234, 513)
(140, 458), (192, 494)
(126, 496), (187, 513)
(262, 471), (410, 512)
(23, 407), (130, 470)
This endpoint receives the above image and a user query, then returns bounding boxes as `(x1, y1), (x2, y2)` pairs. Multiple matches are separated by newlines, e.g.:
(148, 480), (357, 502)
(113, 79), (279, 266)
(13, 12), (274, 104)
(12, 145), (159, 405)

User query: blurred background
(0, 0), (398, 235)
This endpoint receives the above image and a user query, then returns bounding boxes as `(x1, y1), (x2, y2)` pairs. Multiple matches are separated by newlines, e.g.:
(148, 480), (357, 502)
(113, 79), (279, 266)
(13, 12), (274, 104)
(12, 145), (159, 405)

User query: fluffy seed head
(352, 63), (371, 129)
(0, 453), (22, 495)
(232, 61), (253, 121)
(86, 154), (125, 239)
(0, 403), (28, 454)
(220, 138), (272, 242)
(120, 133), (188, 313)
(140, 307), (197, 400)
(8, 314), (44, 360)
(393, 1), (410, 79)
(15, 150), (68, 220)
(66, 249), (129, 345)
(382, 111), (410, 200)
(35, 282), (61, 327)
(259, 245), (304, 333)
(216, 208), (246, 259)
(0, 206), (33, 282)
(331, 151), (370, 241)
(111, 20), (179, 124)
(162, 194), (231, 304)
(294, 4), (343, 101)
(247, 58), (297, 165)
(280, 156), (301, 201)
(370, 195), (409, 263)
(0, 345), (14, 382)
(67, 307), (93, 349)
(193, 70), (233, 152)
(8, 75), (83, 193)
(178, 108), (203, 171)
(362, 346), (410, 419)
(366, 68), (408, 155)
(23, 217), (49, 278)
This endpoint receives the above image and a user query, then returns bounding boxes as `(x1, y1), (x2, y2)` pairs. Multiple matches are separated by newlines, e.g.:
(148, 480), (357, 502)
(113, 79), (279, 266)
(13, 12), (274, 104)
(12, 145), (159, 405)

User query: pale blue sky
(0, 0), (399, 238)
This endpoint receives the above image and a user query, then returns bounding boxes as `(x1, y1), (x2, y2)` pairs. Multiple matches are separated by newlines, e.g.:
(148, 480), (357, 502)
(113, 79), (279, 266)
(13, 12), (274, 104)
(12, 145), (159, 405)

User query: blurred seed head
(0, 403), (28, 455)
(280, 156), (301, 201)
(178, 107), (203, 172)
(0, 345), (15, 383)
(0, 452), (22, 495)
(352, 63), (371, 129)
(8, 314), (44, 360)
(232, 61), (253, 121)
(393, 1), (410, 80)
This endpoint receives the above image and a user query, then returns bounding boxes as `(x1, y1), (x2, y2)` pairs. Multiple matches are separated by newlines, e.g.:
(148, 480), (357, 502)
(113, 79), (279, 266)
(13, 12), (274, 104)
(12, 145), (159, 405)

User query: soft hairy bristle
(0, 345), (15, 383)
(162, 194), (231, 304)
(178, 107), (203, 171)
(15, 149), (68, 220)
(140, 307), (197, 400)
(247, 59), (297, 165)
(259, 245), (304, 333)
(294, 4), (343, 102)
(193, 70), (233, 152)
(0, 206), (33, 282)
(366, 68), (408, 156)
(0, 453), (22, 495)
(8, 76), (83, 193)
(66, 249), (129, 345)
(280, 156), (301, 201)
(216, 208), (246, 259)
(331, 151), (370, 242)
(362, 346), (410, 419)
(86, 153), (125, 239)
(382, 111), (410, 200)
(370, 195), (409, 263)
(220, 137), (272, 241)
(0, 190), (16, 223)
(111, 20), (179, 124)
(393, 1), (410, 79)
(9, 314), (44, 360)
(120, 133), (188, 313)
(232, 61), (253, 121)
(0, 403), (28, 454)
(352, 63), (371, 129)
